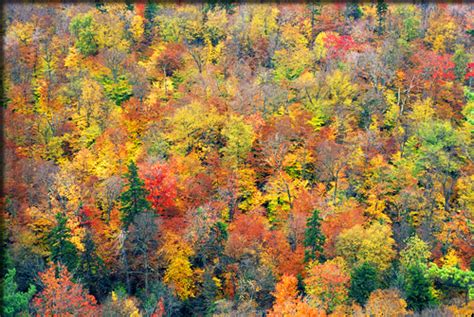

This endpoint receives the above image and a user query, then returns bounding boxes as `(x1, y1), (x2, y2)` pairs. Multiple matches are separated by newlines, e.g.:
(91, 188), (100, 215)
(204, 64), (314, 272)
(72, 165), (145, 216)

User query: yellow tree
(94, 4), (130, 51)
(335, 222), (396, 271)
(425, 12), (457, 53)
(166, 102), (224, 160)
(221, 115), (255, 168)
(264, 172), (308, 226)
(360, 154), (391, 222)
(161, 232), (200, 300)
(129, 14), (144, 43)
(302, 70), (359, 139)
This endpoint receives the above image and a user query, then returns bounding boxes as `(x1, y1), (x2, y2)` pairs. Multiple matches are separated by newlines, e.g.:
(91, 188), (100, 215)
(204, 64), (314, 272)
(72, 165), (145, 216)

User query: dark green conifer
(349, 262), (379, 306)
(48, 212), (78, 272)
(119, 161), (151, 230)
(304, 209), (326, 263)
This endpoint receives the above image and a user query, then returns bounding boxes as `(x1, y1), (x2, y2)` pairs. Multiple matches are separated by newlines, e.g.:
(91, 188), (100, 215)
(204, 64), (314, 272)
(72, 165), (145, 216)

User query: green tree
(345, 1), (362, 20)
(144, 1), (159, 42)
(47, 212), (78, 272)
(307, 0), (322, 47)
(304, 209), (326, 263)
(395, 4), (421, 42)
(99, 74), (133, 106)
(349, 262), (379, 306)
(144, 1), (159, 24)
(192, 268), (219, 316)
(119, 161), (151, 229)
(76, 231), (109, 300)
(414, 120), (463, 211)
(70, 14), (98, 56)
(404, 264), (437, 312)
(2, 268), (36, 317)
(196, 221), (228, 267)
(376, 0), (388, 35)
(427, 264), (474, 301)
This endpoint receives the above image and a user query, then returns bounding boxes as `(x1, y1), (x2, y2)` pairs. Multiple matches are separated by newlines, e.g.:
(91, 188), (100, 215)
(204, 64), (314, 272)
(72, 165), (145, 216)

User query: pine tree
(144, 1), (159, 42)
(144, 1), (158, 23)
(345, 0), (362, 21)
(349, 262), (379, 306)
(197, 221), (228, 267)
(119, 161), (151, 230)
(47, 212), (78, 272)
(304, 209), (326, 263)
(404, 264), (437, 312)
(376, 0), (388, 35)
(194, 268), (218, 315)
(307, 0), (322, 48)
(76, 231), (109, 300)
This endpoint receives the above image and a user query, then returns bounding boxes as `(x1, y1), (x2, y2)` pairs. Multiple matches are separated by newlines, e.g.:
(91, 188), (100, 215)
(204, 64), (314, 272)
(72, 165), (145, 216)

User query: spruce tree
(194, 268), (218, 316)
(345, 0), (363, 20)
(47, 212), (78, 272)
(404, 264), (437, 312)
(304, 209), (326, 263)
(144, 1), (158, 23)
(144, 1), (159, 42)
(197, 221), (228, 267)
(376, 0), (388, 35)
(76, 231), (109, 300)
(119, 161), (151, 230)
(349, 262), (379, 306)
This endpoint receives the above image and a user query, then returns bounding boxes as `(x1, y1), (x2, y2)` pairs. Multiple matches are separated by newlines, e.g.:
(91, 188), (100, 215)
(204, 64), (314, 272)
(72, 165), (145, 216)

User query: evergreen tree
(2, 268), (36, 317)
(345, 0), (362, 21)
(203, 0), (235, 15)
(144, 0), (159, 42)
(197, 221), (228, 267)
(349, 262), (379, 306)
(376, 0), (388, 35)
(47, 212), (78, 272)
(304, 209), (326, 263)
(119, 161), (151, 230)
(404, 264), (437, 312)
(76, 231), (109, 300)
(124, 0), (134, 12)
(192, 268), (219, 316)
(307, 0), (322, 48)
(144, 1), (158, 23)
(94, 0), (106, 13)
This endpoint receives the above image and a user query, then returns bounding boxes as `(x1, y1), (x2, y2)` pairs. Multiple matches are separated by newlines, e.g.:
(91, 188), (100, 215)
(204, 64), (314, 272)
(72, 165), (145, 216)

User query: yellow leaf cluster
(425, 15), (457, 53)
(130, 15), (144, 42)
(336, 222), (396, 271)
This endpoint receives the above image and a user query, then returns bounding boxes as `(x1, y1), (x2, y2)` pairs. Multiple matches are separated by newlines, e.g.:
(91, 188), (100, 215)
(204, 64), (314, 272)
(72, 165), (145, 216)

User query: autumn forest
(2, 1), (474, 316)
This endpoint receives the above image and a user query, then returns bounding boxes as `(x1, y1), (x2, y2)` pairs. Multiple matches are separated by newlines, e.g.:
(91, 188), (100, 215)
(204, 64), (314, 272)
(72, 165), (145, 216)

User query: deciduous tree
(32, 264), (98, 316)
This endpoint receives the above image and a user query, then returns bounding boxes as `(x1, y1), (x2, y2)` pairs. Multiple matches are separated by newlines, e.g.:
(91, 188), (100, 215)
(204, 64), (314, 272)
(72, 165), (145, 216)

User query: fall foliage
(2, 2), (473, 316)
(32, 264), (98, 316)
